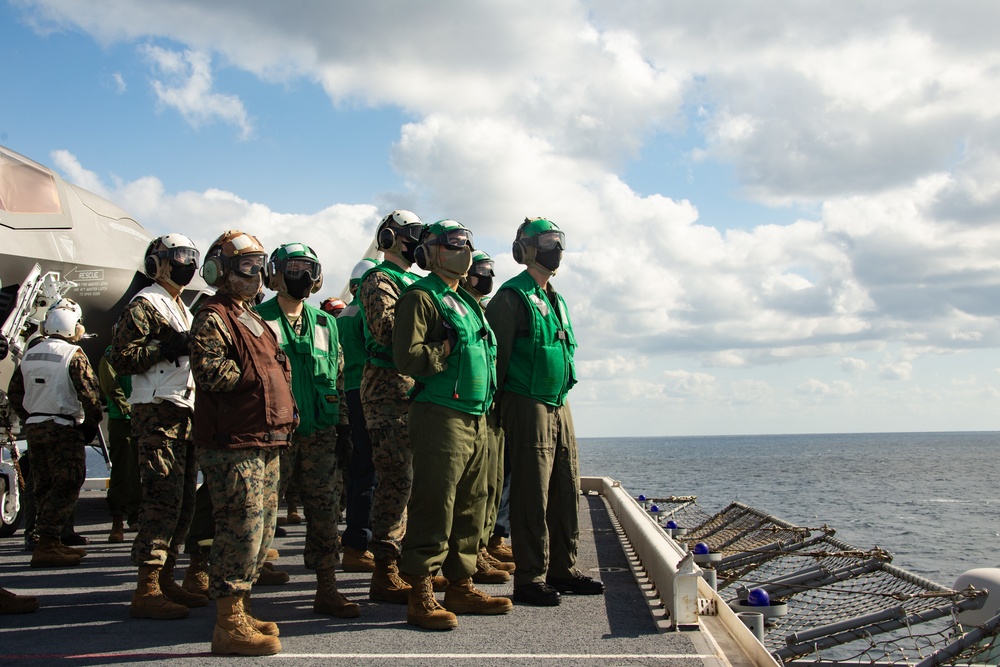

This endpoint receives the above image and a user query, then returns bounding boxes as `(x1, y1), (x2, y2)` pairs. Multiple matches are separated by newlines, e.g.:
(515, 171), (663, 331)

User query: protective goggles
(160, 247), (200, 266)
(398, 223), (424, 243)
(424, 229), (475, 251)
(232, 253), (266, 277)
(525, 230), (565, 252)
(280, 257), (321, 281)
(469, 259), (495, 277)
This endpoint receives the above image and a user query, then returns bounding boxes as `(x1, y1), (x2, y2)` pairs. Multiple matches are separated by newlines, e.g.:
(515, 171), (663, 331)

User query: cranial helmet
(143, 233), (200, 289)
(321, 297), (347, 316)
(375, 210), (423, 260)
(414, 219), (475, 279)
(350, 258), (379, 286)
(512, 217), (565, 275)
(201, 230), (267, 287)
(461, 249), (496, 297)
(43, 298), (83, 339)
(265, 242), (323, 299)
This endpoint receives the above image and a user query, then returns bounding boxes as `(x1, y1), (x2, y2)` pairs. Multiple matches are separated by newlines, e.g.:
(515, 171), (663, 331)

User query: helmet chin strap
(524, 247), (557, 278)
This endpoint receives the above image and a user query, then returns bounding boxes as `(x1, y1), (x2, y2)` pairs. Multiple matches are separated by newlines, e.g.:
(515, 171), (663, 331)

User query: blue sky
(4, 0), (1000, 437)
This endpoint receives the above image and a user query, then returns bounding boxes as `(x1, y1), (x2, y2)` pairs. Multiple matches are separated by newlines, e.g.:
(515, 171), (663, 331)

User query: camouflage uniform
(190, 307), (286, 599)
(98, 348), (139, 525)
(110, 297), (196, 568)
(8, 346), (102, 540)
(359, 269), (415, 560)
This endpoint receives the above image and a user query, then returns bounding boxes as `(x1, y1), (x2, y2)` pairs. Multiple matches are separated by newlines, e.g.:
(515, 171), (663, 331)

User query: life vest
(127, 283), (196, 410)
(497, 270), (577, 407)
(20, 337), (86, 426)
(403, 273), (496, 415)
(358, 261), (417, 370)
(256, 298), (340, 436)
(338, 302), (366, 391)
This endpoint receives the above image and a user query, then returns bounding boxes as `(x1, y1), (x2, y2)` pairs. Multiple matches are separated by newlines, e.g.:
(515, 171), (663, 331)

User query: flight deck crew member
(358, 210), (424, 603)
(109, 234), (206, 618)
(486, 218), (605, 607)
(256, 242), (360, 619)
(190, 229), (297, 656)
(8, 299), (102, 568)
(460, 250), (515, 584)
(337, 258), (380, 573)
(98, 340), (138, 542)
(394, 220), (512, 630)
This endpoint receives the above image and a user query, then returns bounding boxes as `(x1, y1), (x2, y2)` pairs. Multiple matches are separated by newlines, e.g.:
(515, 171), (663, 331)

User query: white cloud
(840, 357), (867, 375)
(139, 45), (253, 139)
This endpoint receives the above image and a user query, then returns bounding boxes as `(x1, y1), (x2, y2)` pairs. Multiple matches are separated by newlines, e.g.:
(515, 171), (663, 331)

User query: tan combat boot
(211, 595), (281, 656)
(472, 549), (510, 584)
(242, 590), (279, 636)
(159, 554), (208, 607)
(314, 567), (361, 618)
(55, 540), (87, 558)
(342, 546), (376, 573)
(130, 566), (189, 619)
(30, 536), (81, 568)
(286, 503), (302, 525)
(182, 549), (210, 596)
(401, 571), (449, 591)
(481, 547), (515, 573)
(257, 561), (290, 586)
(369, 556), (411, 604)
(443, 577), (513, 615)
(108, 516), (125, 543)
(406, 574), (458, 630)
(487, 534), (514, 562)
(0, 587), (39, 614)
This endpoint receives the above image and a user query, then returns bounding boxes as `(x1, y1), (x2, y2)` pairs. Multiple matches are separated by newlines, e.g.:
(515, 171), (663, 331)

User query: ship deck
(0, 481), (760, 667)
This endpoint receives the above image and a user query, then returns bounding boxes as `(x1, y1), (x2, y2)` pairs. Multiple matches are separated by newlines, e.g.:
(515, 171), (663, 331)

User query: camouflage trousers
(363, 398), (412, 561)
(25, 422), (86, 539)
(400, 402), (488, 581)
(198, 446), (280, 599)
(130, 403), (197, 567)
(480, 409), (505, 548)
(278, 427), (343, 570)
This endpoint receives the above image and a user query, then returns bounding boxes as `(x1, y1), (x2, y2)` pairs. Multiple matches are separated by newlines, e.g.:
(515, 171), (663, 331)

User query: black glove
(442, 320), (458, 355)
(160, 332), (191, 365)
(75, 422), (99, 444)
(335, 424), (352, 467)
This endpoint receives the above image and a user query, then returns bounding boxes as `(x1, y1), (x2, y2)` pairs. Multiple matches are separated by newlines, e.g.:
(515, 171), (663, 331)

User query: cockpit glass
(0, 152), (62, 214)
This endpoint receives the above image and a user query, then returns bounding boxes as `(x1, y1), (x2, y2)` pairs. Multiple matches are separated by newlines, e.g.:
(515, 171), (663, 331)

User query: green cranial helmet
(513, 217), (565, 274)
(266, 242), (323, 298)
(461, 248), (496, 298)
(415, 220), (474, 277)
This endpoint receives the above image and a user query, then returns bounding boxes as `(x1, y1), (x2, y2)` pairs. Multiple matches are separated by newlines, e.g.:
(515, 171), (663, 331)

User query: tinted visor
(233, 253), (266, 277)
(399, 223), (424, 243)
(282, 257), (321, 281)
(469, 259), (495, 277)
(164, 247), (200, 266)
(426, 229), (474, 251)
(528, 230), (565, 252)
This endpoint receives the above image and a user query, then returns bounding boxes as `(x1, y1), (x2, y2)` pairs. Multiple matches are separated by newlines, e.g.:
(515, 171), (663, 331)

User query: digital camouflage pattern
(188, 311), (241, 391)
(287, 426), (344, 571)
(198, 446), (280, 599)
(129, 401), (197, 567)
(108, 298), (185, 375)
(359, 269), (415, 560)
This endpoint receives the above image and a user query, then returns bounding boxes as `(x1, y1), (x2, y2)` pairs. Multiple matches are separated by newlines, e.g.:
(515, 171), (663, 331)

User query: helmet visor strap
(470, 259), (494, 277)
(283, 258), (321, 281)
(233, 254), (266, 277)
(166, 247), (200, 266)
(427, 229), (474, 251)
(530, 231), (565, 252)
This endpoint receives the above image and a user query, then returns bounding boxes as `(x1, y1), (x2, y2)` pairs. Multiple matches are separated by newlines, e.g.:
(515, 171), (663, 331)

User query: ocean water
(578, 431), (1000, 589)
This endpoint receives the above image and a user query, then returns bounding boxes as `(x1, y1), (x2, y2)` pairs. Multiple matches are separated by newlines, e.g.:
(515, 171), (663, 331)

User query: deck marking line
(275, 653), (715, 660)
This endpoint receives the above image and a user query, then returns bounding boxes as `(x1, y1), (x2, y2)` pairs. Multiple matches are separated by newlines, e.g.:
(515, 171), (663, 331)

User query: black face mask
(400, 241), (417, 264)
(535, 248), (562, 272)
(170, 263), (198, 287)
(472, 275), (493, 296)
(284, 273), (314, 301)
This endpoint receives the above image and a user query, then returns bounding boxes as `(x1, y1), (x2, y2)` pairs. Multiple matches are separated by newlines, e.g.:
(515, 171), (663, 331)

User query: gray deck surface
(0, 490), (718, 666)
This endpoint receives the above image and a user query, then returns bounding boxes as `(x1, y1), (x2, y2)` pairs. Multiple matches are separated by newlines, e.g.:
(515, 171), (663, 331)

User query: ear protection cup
(414, 244), (429, 270)
(263, 256), (276, 290)
(144, 255), (160, 279)
(512, 240), (526, 265)
(311, 274), (324, 294)
(378, 226), (396, 251)
(202, 255), (224, 286)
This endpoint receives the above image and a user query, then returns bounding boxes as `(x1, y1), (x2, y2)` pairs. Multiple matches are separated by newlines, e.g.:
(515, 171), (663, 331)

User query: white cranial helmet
(43, 298), (83, 338)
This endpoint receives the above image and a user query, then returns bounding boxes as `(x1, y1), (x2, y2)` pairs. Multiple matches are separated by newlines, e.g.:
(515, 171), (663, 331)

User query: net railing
(635, 498), (999, 666)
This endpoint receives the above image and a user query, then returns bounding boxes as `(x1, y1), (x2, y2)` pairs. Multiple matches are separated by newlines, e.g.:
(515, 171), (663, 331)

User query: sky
(4, 0), (1000, 437)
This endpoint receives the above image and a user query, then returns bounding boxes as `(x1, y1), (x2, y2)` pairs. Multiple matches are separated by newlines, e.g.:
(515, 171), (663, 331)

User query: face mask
(283, 273), (313, 301)
(471, 275), (493, 296)
(438, 246), (472, 279)
(169, 262), (198, 287)
(535, 248), (562, 272)
(227, 273), (262, 302)
(400, 241), (417, 264)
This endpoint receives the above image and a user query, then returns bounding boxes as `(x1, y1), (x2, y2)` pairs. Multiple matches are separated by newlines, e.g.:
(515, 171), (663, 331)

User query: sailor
(97, 335), (139, 542)
(189, 229), (297, 656)
(461, 250), (515, 583)
(393, 220), (512, 629)
(7, 298), (102, 568)
(321, 296), (347, 317)
(486, 218), (604, 606)
(255, 242), (360, 618)
(110, 232), (206, 618)
(337, 258), (379, 573)
(358, 210), (425, 603)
